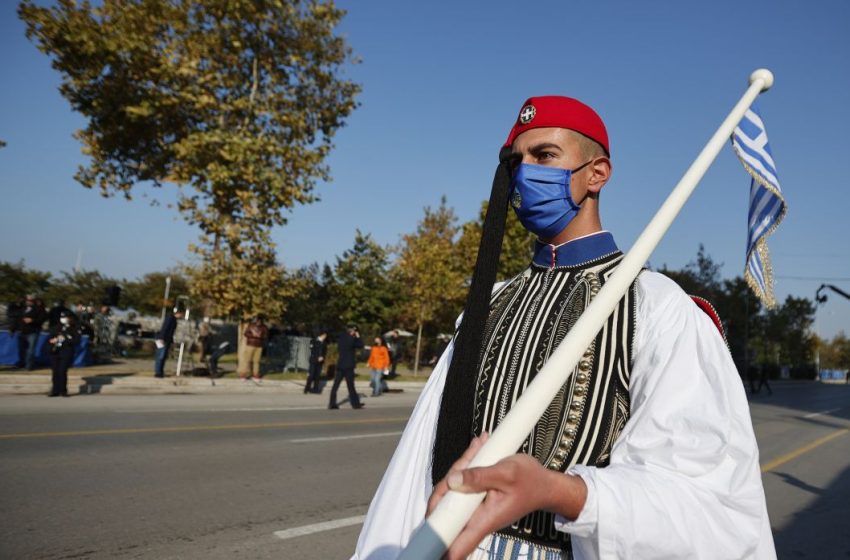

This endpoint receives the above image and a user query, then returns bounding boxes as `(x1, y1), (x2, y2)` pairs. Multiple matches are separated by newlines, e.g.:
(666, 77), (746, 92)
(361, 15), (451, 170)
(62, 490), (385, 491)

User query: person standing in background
(239, 315), (268, 384)
(154, 307), (183, 378)
(48, 310), (80, 397)
(17, 294), (46, 370)
(305, 329), (328, 394)
(367, 336), (391, 397)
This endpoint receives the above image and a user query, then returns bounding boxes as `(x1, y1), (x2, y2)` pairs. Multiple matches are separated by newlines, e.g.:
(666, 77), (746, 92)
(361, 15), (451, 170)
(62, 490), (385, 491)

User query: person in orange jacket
(367, 336), (391, 397)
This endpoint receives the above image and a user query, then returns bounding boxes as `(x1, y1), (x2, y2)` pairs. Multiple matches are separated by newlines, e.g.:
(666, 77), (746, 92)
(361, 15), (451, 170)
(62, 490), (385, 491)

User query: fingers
(445, 506), (497, 560)
(426, 433), (489, 516)
(448, 458), (515, 494)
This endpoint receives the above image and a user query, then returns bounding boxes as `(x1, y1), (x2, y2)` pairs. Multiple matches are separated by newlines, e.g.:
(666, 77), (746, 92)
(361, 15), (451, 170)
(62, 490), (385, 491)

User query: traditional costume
(353, 97), (776, 559)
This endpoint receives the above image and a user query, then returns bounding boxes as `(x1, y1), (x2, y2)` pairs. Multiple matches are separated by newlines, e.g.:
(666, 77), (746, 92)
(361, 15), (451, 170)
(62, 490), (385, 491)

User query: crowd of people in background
(6, 294), (113, 372)
(7, 292), (453, 399)
(3, 294), (116, 397)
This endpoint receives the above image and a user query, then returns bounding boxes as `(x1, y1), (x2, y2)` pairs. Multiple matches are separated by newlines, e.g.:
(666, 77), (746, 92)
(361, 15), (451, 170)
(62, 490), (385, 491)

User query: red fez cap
(503, 95), (609, 155)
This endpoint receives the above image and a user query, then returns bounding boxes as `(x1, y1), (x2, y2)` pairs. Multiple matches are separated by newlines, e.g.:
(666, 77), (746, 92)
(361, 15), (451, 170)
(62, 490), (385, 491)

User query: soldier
(47, 310), (80, 397)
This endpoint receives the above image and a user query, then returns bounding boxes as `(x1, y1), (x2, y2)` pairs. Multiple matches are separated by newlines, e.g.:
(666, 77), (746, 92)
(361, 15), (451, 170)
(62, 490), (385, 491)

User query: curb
(0, 374), (428, 396)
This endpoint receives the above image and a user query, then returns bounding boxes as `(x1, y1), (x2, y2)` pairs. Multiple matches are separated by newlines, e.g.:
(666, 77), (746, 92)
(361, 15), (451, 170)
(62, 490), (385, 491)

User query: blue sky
(1, 0), (849, 338)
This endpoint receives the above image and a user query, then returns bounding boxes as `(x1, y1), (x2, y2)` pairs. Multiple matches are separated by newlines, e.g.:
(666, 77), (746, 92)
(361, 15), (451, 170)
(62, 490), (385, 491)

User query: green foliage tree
(393, 197), (466, 374)
(20, 0), (361, 320)
(659, 245), (817, 379)
(282, 263), (336, 334)
(0, 261), (52, 303)
(761, 295), (816, 370)
(42, 269), (119, 307)
(326, 230), (395, 336)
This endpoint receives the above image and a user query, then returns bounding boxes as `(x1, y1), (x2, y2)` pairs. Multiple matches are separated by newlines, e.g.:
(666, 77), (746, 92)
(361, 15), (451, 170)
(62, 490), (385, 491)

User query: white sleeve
(557, 272), (776, 560)
(350, 339), (452, 560)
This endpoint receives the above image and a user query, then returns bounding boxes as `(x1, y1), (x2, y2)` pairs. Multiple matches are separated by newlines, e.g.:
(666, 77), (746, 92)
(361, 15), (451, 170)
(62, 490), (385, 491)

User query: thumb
(447, 466), (492, 494)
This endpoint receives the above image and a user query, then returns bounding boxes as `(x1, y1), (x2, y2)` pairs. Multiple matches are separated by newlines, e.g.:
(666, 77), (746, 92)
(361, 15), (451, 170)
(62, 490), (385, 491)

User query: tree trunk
(413, 320), (423, 377)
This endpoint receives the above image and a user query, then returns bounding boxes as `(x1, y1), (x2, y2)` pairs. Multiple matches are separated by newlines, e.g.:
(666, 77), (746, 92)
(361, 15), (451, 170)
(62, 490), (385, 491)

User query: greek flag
(731, 103), (786, 308)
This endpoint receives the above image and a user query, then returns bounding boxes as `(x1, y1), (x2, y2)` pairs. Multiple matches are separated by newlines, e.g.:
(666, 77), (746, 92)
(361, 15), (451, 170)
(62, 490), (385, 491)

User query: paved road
(0, 383), (848, 559)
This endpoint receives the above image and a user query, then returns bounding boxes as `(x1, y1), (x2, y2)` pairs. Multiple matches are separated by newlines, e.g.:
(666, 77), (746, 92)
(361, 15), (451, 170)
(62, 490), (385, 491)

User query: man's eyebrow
(525, 142), (563, 154)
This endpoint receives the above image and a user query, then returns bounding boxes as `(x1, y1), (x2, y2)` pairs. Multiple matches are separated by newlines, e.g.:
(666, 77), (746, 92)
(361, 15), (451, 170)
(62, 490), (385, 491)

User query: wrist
(544, 469), (587, 521)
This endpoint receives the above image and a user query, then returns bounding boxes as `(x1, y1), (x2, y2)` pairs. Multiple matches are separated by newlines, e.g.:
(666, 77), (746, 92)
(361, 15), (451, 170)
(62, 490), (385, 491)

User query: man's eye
(537, 152), (556, 161)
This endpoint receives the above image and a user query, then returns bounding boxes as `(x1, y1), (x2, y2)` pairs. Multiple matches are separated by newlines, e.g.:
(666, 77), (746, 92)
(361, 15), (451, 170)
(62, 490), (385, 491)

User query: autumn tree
(20, 0), (360, 320)
(393, 197), (466, 374)
(456, 200), (535, 281)
(122, 270), (190, 316)
(818, 332), (850, 370)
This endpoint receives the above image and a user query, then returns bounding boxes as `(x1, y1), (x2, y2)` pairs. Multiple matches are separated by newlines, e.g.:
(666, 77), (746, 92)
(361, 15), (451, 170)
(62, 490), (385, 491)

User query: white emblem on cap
(519, 105), (536, 125)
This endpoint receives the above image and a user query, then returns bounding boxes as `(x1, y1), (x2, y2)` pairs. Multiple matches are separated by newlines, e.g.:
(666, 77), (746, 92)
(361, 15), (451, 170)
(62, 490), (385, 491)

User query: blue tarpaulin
(0, 330), (93, 368)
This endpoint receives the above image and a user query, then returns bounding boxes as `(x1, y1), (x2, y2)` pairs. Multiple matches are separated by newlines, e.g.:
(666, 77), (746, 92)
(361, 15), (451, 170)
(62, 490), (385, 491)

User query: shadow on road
(772, 462), (850, 558)
(77, 373), (135, 395)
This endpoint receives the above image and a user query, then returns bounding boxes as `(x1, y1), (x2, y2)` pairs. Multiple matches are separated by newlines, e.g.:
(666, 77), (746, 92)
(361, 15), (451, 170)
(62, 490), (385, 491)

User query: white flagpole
(398, 69), (775, 559)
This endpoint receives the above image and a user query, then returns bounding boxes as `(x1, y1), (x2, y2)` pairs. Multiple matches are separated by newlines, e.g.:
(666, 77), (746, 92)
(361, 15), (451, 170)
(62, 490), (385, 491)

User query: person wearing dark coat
(48, 310), (80, 397)
(328, 325), (364, 409)
(17, 295), (47, 370)
(305, 330), (328, 394)
(154, 308), (183, 378)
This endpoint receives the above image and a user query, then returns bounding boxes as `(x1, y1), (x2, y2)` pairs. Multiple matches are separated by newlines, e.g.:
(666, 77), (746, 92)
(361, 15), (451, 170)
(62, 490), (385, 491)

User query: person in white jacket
(353, 95), (776, 560)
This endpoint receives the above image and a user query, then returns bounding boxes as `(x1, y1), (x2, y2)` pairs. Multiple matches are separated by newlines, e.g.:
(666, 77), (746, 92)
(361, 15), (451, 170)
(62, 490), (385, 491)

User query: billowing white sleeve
(557, 272), (776, 559)
(350, 339), (452, 559)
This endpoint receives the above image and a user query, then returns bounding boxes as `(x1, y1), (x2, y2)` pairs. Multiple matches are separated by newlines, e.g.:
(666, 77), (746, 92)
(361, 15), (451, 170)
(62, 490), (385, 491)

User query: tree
(393, 197), (466, 374)
(0, 261), (52, 303)
(20, 0), (361, 320)
(658, 244), (722, 303)
(122, 271), (190, 316)
(762, 295), (816, 370)
(456, 200), (535, 281)
(819, 332), (850, 370)
(326, 230), (395, 336)
(42, 269), (119, 307)
(188, 238), (291, 321)
(280, 263), (335, 335)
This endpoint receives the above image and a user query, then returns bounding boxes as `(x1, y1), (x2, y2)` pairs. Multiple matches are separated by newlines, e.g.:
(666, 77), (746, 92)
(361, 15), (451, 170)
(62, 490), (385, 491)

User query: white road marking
(274, 515), (366, 541)
(290, 431), (403, 443)
(802, 407), (842, 419)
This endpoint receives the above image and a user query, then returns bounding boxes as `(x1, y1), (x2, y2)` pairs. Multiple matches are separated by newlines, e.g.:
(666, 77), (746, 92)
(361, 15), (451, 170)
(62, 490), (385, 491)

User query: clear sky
(1, 0), (849, 338)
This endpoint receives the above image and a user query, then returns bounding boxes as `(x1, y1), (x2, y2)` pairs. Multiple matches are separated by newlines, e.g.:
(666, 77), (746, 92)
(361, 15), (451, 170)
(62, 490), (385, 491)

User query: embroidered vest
(472, 253), (637, 554)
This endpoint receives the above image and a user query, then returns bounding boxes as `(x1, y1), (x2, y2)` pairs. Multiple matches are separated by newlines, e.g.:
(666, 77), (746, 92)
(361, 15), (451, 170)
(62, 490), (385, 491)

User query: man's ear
(586, 157), (612, 194)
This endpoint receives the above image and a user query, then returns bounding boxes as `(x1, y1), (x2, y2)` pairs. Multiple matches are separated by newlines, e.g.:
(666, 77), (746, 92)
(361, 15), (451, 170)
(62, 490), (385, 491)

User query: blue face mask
(509, 161), (592, 240)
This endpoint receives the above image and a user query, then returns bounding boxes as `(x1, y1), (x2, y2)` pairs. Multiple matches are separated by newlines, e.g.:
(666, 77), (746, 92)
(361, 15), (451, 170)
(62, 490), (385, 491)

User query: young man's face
(511, 127), (590, 203)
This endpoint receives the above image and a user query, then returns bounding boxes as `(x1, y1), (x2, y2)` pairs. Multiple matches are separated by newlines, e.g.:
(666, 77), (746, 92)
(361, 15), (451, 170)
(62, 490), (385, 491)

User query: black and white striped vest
(472, 251), (637, 555)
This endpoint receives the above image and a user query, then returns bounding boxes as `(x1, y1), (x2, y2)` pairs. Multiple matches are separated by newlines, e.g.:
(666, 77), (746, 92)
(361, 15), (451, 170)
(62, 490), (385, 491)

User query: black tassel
(431, 146), (514, 485)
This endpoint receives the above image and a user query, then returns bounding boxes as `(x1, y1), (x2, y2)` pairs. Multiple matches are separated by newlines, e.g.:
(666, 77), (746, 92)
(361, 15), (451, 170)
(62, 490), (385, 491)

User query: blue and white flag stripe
(731, 103), (786, 308)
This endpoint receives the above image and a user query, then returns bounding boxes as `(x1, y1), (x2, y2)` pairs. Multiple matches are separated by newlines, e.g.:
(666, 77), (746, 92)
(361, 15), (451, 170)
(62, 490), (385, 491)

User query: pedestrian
(305, 329), (328, 394)
(196, 317), (211, 365)
(239, 315), (268, 383)
(154, 307), (183, 378)
(753, 363), (773, 395)
(386, 329), (401, 378)
(47, 310), (80, 397)
(17, 294), (46, 370)
(329, 324), (364, 410)
(353, 95), (775, 558)
(367, 336), (391, 397)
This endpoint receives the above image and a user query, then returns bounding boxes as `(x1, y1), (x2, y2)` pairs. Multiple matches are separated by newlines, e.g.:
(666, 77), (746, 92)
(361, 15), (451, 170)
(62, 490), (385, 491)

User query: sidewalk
(0, 359), (429, 396)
